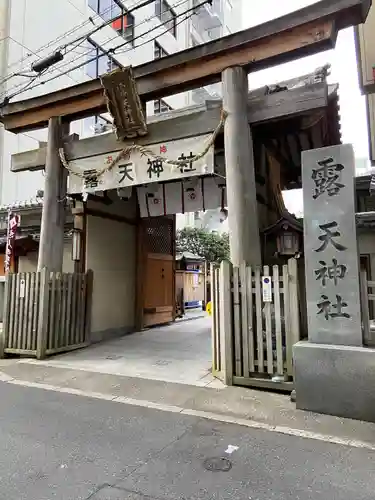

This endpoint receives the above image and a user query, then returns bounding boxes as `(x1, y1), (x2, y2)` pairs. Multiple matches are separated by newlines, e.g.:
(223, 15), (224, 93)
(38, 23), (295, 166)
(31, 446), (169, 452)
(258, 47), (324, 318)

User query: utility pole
(37, 117), (68, 272)
(222, 66), (261, 267)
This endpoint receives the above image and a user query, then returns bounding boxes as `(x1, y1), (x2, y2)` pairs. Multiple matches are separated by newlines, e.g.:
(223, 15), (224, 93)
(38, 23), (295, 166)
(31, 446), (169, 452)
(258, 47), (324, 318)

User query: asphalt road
(0, 382), (374, 500)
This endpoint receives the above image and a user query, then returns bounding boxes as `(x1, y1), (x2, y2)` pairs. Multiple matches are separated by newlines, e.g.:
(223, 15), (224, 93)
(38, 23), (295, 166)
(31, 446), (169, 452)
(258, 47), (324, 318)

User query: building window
(86, 40), (118, 132)
(154, 41), (168, 59)
(89, 0), (135, 46)
(86, 40), (120, 79)
(84, 114), (113, 135)
(155, 0), (177, 37)
(154, 99), (173, 114)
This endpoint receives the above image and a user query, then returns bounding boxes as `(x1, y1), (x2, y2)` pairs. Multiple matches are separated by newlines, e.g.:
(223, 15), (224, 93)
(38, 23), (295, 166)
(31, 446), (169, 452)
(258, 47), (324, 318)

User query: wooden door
(138, 217), (175, 328)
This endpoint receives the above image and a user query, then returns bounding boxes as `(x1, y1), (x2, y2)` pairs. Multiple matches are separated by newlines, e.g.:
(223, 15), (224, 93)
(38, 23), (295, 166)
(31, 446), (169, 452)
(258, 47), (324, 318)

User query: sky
(241, 0), (370, 216)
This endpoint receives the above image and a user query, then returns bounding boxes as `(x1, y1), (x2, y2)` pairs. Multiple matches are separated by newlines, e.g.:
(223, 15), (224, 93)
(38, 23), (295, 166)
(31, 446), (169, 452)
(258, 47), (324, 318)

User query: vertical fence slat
(69, 273), (80, 345)
(66, 274), (73, 346)
(360, 269), (371, 346)
(14, 275), (21, 350)
(264, 265), (274, 375)
(220, 261), (233, 386)
(23, 273), (32, 349)
(273, 265), (283, 376)
(240, 262), (249, 378)
(288, 258), (300, 347)
(233, 266), (242, 377)
(18, 274), (24, 350)
(0, 276), (11, 357)
(9, 274), (17, 348)
(8, 275), (16, 349)
(214, 267), (221, 372)
(81, 274), (88, 344)
(210, 264), (218, 373)
(18, 274), (25, 350)
(59, 274), (67, 349)
(246, 266), (255, 373)
(254, 267), (264, 373)
(26, 273), (35, 351)
(36, 268), (49, 360)
(283, 264), (293, 376)
(55, 273), (63, 350)
(84, 270), (94, 345)
(48, 273), (56, 351)
(70, 273), (78, 346)
(31, 273), (40, 351)
(22, 273), (28, 349)
(22, 273), (28, 350)
(22, 273), (29, 350)
(76, 274), (84, 344)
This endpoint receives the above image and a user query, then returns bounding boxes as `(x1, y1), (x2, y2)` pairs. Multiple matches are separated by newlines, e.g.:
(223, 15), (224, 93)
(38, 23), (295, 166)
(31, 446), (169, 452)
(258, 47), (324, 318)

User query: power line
(0, 0), (159, 101)
(1, 5), (113, 77)
(0, 2), (117, 86)
(0, 0), (156, 87)
(59, 0), (159, 50)
(42, 0), (190, 79)
(1, 0), (209, 106)
(20, 0), (207, 96)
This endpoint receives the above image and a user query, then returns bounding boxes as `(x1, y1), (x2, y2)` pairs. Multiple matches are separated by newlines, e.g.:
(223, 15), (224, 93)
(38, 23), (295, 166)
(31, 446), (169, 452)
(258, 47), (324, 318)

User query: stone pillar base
(293, 341), (375, 422)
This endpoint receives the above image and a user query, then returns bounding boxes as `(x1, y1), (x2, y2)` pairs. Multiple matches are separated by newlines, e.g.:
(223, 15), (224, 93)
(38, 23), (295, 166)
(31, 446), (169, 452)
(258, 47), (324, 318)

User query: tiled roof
(0, 198), (43, 213)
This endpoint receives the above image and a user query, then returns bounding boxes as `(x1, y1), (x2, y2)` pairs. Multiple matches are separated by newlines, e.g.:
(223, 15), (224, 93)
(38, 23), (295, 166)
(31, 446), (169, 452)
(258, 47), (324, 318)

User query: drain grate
(203, 457), (232, 472)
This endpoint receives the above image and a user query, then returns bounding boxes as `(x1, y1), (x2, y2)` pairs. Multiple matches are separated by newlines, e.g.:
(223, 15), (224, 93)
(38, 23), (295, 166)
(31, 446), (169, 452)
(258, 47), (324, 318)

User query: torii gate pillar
(37, 117), (68, 272)
(222, 66), (261, 267)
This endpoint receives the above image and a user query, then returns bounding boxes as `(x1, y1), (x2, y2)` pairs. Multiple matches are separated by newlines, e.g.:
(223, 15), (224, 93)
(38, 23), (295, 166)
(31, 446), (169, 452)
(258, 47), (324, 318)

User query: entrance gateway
(65, 130), (222, 330)
(0, 0), (370, 395)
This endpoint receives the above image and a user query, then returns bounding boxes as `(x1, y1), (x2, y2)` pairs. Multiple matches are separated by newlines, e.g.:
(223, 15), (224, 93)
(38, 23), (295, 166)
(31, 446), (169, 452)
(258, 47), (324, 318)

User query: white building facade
(0, 0), (242, 207)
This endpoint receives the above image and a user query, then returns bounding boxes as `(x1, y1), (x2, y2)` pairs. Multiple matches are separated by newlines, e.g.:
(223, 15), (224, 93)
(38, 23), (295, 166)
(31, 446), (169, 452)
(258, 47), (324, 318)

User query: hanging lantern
(276, 223), (300, 255)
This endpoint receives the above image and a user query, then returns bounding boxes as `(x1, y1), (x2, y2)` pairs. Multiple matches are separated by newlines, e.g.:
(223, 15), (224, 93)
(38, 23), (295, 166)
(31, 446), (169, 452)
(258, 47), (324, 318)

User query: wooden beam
(1, 0), (371, 133)
(11, 82), (328, 172)
(85, 208), (137, 226)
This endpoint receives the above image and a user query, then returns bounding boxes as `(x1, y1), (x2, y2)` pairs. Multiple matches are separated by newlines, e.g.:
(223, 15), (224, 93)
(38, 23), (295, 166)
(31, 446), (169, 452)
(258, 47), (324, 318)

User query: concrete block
(293, 341), (375, 422)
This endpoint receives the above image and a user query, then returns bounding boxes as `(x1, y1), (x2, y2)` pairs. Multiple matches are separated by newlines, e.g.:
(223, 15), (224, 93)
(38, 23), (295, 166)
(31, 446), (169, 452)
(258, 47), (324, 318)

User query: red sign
(4, 212), (20, 273)
(111, 15), (129, 32)
(160, 145), (167, 154)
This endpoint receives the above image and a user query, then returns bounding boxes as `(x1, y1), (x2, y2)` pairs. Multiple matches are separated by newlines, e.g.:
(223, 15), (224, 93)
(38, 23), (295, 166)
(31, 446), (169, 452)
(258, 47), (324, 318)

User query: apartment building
(0, 0), (242, 207)
(355, 2), (375, 164)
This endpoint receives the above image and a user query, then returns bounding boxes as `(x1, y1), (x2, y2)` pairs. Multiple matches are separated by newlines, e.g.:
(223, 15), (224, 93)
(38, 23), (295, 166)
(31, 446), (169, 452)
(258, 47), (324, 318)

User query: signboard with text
(4, 212), (20, 274)
(67, 135), (214, 195)
(302, 144), (362, 346)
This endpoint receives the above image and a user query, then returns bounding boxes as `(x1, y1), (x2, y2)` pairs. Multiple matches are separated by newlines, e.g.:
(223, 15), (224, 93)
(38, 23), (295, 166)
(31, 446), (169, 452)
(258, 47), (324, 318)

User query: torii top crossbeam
(0, 0), (371, 133)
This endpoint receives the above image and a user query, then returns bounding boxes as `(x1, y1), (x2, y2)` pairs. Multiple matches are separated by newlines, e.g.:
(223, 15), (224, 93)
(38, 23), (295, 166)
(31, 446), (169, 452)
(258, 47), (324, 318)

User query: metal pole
(222, 66), (261, 267)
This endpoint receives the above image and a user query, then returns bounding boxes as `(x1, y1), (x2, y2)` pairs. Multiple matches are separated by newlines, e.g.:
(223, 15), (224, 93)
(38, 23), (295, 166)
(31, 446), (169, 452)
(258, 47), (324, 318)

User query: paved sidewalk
(2, 358), (375, 450)
(28, 316), (218, 387)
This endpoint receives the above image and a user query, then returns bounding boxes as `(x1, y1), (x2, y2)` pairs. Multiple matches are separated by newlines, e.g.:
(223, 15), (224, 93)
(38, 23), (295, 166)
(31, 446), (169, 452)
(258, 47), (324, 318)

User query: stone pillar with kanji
(294, 144), (375, 423)
(303, 144), (362, 346)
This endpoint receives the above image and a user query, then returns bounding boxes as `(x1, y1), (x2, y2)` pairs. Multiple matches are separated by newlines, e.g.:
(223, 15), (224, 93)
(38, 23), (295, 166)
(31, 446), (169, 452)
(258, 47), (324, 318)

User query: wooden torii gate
(1, 0), (371, 268)
(0, 0), (371, 331)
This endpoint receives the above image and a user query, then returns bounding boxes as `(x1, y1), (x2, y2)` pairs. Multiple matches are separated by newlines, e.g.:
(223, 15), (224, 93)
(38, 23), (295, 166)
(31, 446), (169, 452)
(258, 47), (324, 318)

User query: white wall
(18, 242), (75, 273)
(86, 214), (136, 337)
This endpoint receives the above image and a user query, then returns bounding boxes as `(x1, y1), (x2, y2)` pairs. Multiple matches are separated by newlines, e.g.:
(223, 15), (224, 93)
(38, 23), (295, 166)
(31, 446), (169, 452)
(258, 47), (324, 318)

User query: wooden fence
(0, 269), (93, 359)
(360, 269), (375, 347)
(211, 258), (300, 390)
